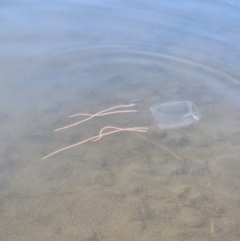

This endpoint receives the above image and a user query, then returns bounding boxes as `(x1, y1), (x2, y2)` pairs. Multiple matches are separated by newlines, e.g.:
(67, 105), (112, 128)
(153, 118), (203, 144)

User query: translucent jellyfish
(150, 100), (200, 129)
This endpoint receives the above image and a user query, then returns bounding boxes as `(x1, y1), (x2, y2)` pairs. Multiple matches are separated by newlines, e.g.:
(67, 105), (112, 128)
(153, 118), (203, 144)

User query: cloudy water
(0, 0), (240, 240)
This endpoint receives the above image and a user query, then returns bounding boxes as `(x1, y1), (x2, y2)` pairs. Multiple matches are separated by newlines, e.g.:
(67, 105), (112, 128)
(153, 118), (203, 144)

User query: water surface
(1, 0), (240, 240)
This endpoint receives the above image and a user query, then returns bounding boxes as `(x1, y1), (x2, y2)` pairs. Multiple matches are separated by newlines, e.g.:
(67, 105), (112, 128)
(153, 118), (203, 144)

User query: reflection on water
(0, 0), (240, 240)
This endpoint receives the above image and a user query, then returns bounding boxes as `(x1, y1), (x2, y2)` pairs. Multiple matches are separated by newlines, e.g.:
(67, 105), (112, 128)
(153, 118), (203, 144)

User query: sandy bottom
(1, 90), (240, 241)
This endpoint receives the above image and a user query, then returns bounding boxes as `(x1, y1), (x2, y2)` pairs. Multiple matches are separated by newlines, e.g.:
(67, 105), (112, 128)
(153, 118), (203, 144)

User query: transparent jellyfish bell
(150, 100), (200, 129)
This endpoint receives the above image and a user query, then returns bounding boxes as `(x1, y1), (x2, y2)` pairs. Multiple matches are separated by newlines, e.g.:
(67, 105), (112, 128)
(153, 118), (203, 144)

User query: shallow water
(1, 0), (240, 240)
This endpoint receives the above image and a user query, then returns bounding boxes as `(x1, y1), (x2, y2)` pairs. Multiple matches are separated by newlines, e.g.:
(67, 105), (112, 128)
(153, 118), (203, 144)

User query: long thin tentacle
(42, 126), (148, 160)
(54, 104), (137, 132)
